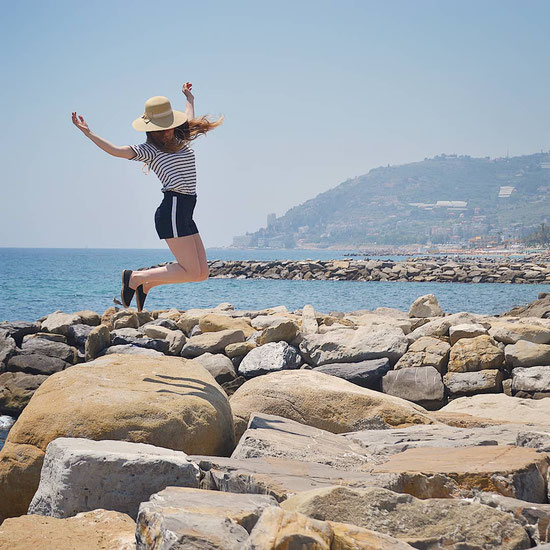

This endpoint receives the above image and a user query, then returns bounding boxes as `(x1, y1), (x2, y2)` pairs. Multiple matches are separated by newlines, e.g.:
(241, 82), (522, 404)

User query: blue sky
(1, 0), (549, 248)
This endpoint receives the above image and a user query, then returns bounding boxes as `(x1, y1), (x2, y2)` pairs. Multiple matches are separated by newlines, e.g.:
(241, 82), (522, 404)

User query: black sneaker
(135, 284), (148, 312)
(120, 269), (135, 308)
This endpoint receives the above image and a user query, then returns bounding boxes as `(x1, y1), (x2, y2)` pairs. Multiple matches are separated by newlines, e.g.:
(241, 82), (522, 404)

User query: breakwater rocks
(1, 294), (550, 547)
(206, 256), (550, 283)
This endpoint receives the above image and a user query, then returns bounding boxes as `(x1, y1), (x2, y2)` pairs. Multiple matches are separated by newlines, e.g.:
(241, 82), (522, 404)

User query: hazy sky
(1, 0), (549, 248)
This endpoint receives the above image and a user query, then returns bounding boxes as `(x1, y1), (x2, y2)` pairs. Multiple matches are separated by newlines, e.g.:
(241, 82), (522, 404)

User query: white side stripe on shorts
(171, 195), (178, 238)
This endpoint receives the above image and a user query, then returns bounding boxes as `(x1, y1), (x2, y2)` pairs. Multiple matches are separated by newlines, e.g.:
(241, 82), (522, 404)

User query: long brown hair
(146, 114), (224, 153)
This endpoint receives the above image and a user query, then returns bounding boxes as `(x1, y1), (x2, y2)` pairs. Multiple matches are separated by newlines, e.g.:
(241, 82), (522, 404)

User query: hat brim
(132, 109), (188, 132)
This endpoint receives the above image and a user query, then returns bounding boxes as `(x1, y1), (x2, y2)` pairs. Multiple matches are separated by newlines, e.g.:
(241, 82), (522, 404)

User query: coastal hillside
(233, 152), (550, 247)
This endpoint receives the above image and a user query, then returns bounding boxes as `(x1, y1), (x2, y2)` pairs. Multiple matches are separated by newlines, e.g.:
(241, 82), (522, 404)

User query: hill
(233, 152), (550, 248)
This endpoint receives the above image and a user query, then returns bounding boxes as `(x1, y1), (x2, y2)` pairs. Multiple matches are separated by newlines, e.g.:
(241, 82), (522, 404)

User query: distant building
(232, 234), (254, 247)
(435, 201), (468, 209)
(498, 186), (515, 198)
(267, 213), (276, 227)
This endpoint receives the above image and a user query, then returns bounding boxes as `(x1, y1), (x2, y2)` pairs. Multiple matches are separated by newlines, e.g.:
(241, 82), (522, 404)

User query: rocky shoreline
(151, 255), (550, 283)
(1, 293), (550, 548)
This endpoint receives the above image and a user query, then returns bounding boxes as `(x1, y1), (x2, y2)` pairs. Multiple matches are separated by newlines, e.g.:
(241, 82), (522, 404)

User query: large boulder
(181, 329), (245, 358)
(85, 324), (110, 361)
(0, 353), (234, 521)
(6, 353), (69, 376)
(19, 338), (78, 365)
(440, 393), (550, 425)
(298, 325), (408, 367)
(447, 335), (504, 372)
(490, 321), (550, 345)
(238, 341), (302, 378)
(29, 438), (200, 519)
(191, 352), (236, 384)
(0, 321), (40, 347)
(394, 336), (450, 372)
(199, 313), (256, 338)
(40, 312), (83, 336)
(512, 366), (550, 393)
(281, 485), (530, 550)
(229, 369), (433, 442)
(312, 358), (391, 390)
(444, 370), (503, 397)
(381, 366), (445, 409)
(0, 372), (48, 415)
(409, 294), (443, 318)
(0, 509), (135, 550)
(505, 340), (550, 368)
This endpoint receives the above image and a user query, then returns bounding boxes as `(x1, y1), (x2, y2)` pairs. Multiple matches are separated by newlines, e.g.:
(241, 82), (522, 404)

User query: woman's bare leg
(192, 232), (210, 280)
(129, 234), (208, 293)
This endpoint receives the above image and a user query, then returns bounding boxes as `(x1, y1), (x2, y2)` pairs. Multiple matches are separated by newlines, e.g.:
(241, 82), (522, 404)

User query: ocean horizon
(1, 247), (549, 323)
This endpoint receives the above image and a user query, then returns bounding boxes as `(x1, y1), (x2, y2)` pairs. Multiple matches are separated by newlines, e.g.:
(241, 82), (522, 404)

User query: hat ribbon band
(141, 109), (173, 123)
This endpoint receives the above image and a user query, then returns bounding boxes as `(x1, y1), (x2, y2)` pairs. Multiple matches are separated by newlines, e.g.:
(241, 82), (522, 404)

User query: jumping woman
(72, 82), (223, 311)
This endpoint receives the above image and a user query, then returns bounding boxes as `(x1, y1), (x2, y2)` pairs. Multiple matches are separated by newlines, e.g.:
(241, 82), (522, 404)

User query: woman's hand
(72, 112), (90, 135)
(182, 82), (194, 102)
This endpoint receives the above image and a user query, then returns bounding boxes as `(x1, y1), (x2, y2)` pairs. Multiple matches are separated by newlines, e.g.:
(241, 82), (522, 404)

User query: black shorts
(155, 191), (199, 239)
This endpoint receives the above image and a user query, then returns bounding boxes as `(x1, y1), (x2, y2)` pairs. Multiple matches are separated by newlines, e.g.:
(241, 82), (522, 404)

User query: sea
(2, 247), (550, 323)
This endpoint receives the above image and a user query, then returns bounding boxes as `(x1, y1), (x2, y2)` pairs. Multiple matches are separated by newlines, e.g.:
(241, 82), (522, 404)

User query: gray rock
(191, 352), (236, 384)
(0, 321), (40, 346)
(407, 312), (485, 343)
(20, 338), (78, 364)
(110, 327), (144, 339)
(85, 324), (110, 361)
(232, 413), (377, 470)
(0, 332), (16, 368)
(22, 332), (67, 344)
(181, 329), (245, 358)
(312, 358), (391, 389)
(512, 366), (550, 392)
(299, 325), (408, 367)
(41, 312), (83, 336)
(301, 304), (318, 334)
(238, 341), (302, 378)
(65, 324), (94, 348)
(444, 370), (503, 396)
(505, 341), (550, 368)
(142, 318), (179, 330)
(282, 485), (530, 550)
(102, 344), (164, 357)
(135, 487), (278, 550)
(6, 354), (69, 376)
(409, 294), (443, 318)
(110, 334), (169, 354)
(0, 371), (48, 415)
(382, 366), (444, 407)
(29, 438), (200, 519)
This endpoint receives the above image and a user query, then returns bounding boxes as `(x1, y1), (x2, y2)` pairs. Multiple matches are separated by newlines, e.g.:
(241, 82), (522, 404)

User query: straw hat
(132, 96), (188, 132)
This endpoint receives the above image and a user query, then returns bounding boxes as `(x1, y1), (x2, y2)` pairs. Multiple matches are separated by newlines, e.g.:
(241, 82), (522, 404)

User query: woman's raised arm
(71, 112), (135, 159)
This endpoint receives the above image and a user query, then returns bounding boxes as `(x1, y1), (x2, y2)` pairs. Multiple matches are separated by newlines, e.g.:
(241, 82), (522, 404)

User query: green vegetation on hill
(238, 152), (550, 247)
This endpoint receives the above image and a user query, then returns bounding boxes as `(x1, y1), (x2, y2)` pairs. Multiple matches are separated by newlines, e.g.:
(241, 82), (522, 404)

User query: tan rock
(449, 323), (488, 345)
(100, 306), (119, 330)
(373, 445), (548, 502)
(0, 372), (48, 415)
(301, 304), (318, 335)
(225, 340), (256, 358)
(181, 329), (245, 358)
(409, 294), (443, 318)
(0, 509), (135, 550)
(84, 324), (110, 361)
(447, 335), (504, 372)
(199, 313), (255, 337)
(505, 340), (550, 368)
(490, 321), (550, 345)
(229, 369), (433, 442)
(257, 319), (299, 345)
(394, 336), (450, 372)
(73, 310), (101, 326)
(112, 311), (139, 330)
(0, 353), (234, 521)
(176, 308), (216, 334)
(282, 486), (530, 550)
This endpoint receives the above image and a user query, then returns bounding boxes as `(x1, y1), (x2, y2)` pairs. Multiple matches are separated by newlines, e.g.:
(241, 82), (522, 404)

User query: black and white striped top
(129, 140), (197, 195)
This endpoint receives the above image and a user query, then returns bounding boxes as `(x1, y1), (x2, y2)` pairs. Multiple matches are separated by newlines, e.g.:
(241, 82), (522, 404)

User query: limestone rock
(441, 393), (550, 425)
(225, 340), (256, 358)
(373, 445), (548, 502)
(281, 485), (530, 550)
(490, 321), (550, 345)
(29, 438), (200, 519)
(257, 319), (299, 345)
(0, 372), (48, 415)
(72, 310), (101, 326)
(409, 294), (443, 318)
(191, 352), (236, 384)
(231, 413), (376, 470)
(199, 313), (256, 337)
(251, 315), (293, 330)
(181, 328), (245, 358)
(447, 335), (504, 372)
(102, 344), (164, 357)
(229, 369), (433, 442)
(301, 304), (318, 334)
(238, 341), (302, 378)
(512, 366), (550, 393)
(407, 312), (486, 342)
(449, 323), (488, 345)
(40, 312), (83, 335)
(505, 340), (550, 368)
(110, 334), (169, 354)
(0, 509), (136, 550)
(22, 332), (67, 344)
(382, 366), (445, 408)
(394, 336), (450, 372)
(312, 358), (391, 390)
(299, 325), (408, 367)
(444, 369), (503, 396)
(111, 310), (139, 330)
(0, 353), (234, 521)
(136, 486), (278, 550)
(6, 353), (69, 376)
(84, 324), (110, 361)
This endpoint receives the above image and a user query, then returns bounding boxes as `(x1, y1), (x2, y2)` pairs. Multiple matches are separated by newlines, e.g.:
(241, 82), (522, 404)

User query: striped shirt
(129, 140), (197, 195)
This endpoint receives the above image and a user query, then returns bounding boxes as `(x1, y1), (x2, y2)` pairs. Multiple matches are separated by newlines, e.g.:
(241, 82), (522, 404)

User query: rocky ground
(1, 293), (550, 548)
(195, 255), (550, 283)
